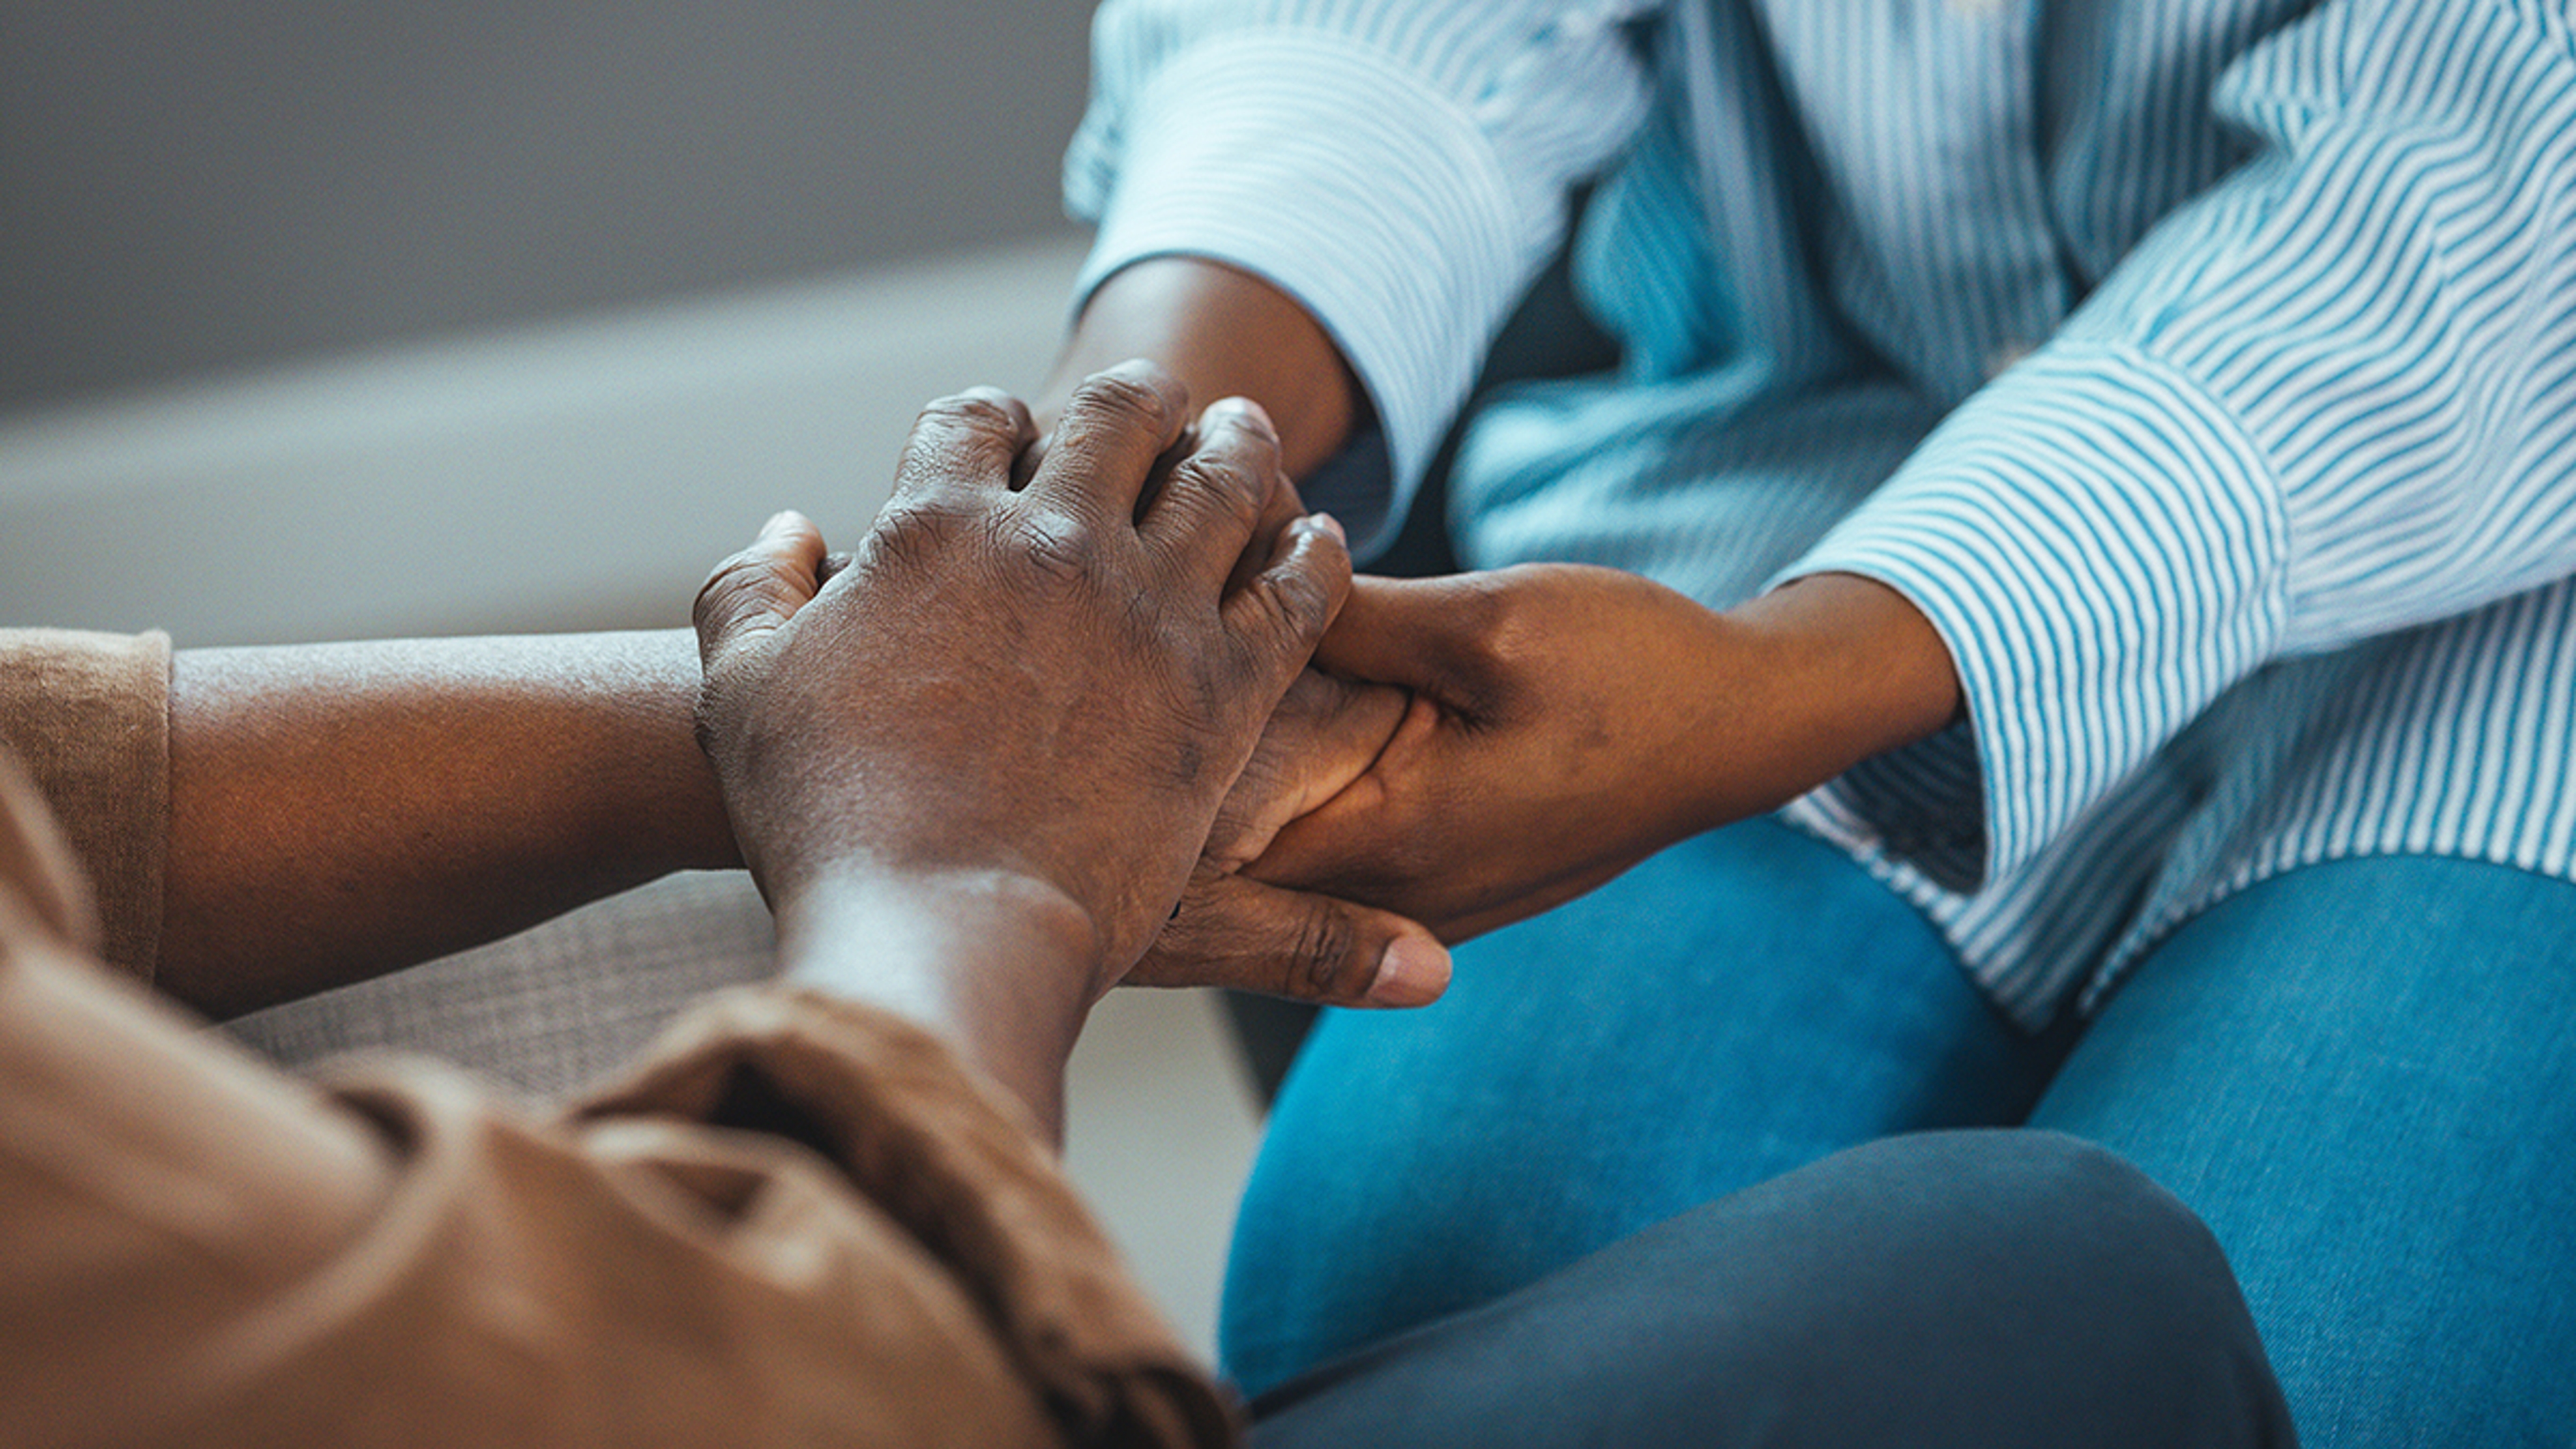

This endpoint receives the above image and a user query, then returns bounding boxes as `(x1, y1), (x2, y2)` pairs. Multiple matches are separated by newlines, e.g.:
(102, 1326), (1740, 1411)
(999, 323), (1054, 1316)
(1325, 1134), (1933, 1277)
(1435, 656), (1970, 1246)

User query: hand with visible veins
(1029, 258), (1965, 968)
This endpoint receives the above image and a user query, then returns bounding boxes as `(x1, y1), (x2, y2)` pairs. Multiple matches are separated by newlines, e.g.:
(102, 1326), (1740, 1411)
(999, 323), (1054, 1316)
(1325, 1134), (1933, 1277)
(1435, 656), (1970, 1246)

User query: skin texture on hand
(691, 364), (1355, 1137)
(1128, 668), (1452, 1009)
(1037, 256), (1458, 1006)
(1030, 256), (1962, 996)
(1234, 565), (1964, 945)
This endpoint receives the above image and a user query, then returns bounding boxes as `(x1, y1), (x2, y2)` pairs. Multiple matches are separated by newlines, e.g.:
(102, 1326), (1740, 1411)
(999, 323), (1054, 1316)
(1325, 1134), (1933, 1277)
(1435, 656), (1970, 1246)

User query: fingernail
(761, 510), (799, 535)
(1307, 511), (1346, 544)
(1366, 934), (1450, 1007)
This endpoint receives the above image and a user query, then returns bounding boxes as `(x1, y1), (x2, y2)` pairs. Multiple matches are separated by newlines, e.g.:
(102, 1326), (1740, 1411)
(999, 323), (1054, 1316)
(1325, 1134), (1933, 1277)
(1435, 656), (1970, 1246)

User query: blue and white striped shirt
(1067, 0), (2576, 1026)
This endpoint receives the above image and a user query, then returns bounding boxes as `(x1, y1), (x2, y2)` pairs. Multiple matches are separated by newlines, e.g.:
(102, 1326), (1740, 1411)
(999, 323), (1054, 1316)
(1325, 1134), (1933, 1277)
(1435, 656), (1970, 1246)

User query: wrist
(1695, 573), (1964, 820)
(771, 861), (1104, 1142)
(619, 629), (745, 875)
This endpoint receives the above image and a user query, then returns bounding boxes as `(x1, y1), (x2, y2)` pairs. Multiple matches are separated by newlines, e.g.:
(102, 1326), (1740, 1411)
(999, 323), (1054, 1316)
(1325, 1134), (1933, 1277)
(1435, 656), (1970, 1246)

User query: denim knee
(1250, 1131), (2298, 1449)
(1674, 1130), (2300, 1449)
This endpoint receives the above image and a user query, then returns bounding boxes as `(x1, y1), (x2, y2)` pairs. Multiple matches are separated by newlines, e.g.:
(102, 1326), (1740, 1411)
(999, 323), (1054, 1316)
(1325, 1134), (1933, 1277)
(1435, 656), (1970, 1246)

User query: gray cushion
(224, 871), (773, 1101)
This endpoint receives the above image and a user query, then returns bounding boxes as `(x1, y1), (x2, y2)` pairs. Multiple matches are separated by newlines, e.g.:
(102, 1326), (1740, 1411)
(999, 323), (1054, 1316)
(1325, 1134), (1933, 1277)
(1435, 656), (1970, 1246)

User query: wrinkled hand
(1126, 668), (1452, 1008)
(1237, 564), (1814, 943)
(691, 363), (1352, 999)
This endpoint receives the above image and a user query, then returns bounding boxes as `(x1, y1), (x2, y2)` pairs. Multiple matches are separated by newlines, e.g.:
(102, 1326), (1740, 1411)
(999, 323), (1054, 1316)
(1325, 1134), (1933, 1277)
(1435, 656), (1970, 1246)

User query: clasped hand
(1144, 565), (1782, 979)
(1157, 562), (1966, 983)
(693, 362), (1358, 1008)
(692, 360), (1955, 1024)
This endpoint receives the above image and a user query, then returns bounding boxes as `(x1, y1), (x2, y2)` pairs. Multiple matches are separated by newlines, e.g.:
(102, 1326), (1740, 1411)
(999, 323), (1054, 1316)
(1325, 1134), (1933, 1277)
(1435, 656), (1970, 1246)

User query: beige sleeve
(0, 628), (172, 977)
(0, 920), (1234, 1448)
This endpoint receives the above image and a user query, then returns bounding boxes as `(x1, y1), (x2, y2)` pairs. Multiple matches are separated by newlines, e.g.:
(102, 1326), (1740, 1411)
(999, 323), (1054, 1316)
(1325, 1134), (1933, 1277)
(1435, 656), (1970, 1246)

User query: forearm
(773, 865), (1099, 1146)
(1038, 256), (1358, 478)
(162, 629), (737, 1016)
(1709, 572), (1964, 818)
(1529, 572), (1962, 904)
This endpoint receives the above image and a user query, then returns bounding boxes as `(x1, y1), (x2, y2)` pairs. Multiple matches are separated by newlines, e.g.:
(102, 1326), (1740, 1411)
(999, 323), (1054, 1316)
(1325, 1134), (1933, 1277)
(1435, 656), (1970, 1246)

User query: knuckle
(914, 389), (1025, 437)
(898, 394), (1023, 484)
(1284, 905), (1364, 1002)
(1062, 369), (1175, 438)
(872, 496), (957, 541)
(1168, 451), (1267, 521)
(992, 506), (1097, 584)
(865, 498), (969, 568)
(1260, 566), (1338, 644)
(690, 553), (757, 635)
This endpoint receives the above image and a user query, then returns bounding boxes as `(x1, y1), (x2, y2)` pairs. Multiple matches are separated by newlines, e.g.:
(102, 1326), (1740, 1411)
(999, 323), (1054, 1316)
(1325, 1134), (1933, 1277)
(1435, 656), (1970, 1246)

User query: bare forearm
(1702, 572), (1965, 821)
(1040, 256), (1358, 477)
(775, 866), (1099, 1146)
(162, 629), (737, 1016)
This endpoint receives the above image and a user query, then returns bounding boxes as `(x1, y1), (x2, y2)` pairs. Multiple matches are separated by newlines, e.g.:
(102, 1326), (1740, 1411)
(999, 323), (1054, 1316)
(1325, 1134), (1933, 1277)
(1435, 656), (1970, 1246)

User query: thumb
(1129, 871), (1451, 1008)
(694, 511), (828, 667)
(1310, 573), (1504, 703)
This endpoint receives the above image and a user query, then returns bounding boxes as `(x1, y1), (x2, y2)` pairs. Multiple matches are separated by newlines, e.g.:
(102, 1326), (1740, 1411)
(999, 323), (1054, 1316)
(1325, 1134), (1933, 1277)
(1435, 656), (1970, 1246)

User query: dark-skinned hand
(1219, 564), (1963, 945)
(1128, 666), (1451, 1008)
(691, 363), (1356, 1006)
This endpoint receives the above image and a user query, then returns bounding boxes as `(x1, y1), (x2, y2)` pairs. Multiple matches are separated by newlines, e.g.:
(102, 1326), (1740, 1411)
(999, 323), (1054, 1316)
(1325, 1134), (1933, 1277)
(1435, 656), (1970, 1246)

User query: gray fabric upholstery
(224, 871), (773, 1102)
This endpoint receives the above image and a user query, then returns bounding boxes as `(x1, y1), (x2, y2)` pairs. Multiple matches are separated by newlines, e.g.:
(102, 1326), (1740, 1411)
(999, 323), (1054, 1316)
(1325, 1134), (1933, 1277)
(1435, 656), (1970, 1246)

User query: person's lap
(2031, 857), (2576, 1448)
(1224, 822), (2576, 1442)
(1220, 816), (2059, 1392)
(1248, 1130), (2294, 1448)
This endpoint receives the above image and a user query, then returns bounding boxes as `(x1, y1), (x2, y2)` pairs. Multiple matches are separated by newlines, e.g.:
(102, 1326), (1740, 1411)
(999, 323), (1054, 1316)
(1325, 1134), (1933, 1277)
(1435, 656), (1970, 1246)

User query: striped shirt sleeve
(1790, 0), (2576, 889)
(1066, 0), (1660, 546)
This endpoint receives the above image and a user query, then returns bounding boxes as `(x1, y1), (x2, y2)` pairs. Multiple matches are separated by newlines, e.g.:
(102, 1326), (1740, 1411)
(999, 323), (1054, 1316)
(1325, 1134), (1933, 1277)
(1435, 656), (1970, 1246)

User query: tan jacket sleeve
(0, 896), (1234, 1446)
(0, 663), (1236, 1446)
(0, 628), (172, 977)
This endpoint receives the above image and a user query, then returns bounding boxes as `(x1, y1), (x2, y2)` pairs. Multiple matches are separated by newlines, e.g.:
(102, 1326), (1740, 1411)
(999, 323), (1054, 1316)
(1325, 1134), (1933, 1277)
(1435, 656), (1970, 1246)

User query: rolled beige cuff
(572, 985), (1237, 1447)
(0, 629), (172, 979)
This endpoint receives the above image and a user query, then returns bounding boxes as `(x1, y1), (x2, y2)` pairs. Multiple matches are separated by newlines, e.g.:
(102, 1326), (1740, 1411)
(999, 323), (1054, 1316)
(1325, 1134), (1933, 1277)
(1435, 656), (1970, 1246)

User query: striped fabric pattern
(1065, 0), (1661, 543)
(1070, 0), (2576, 1026)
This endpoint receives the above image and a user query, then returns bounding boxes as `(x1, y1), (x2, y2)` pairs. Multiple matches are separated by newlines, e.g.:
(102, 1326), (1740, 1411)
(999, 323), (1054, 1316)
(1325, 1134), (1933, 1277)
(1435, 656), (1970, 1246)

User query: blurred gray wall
(1, 1), (1095, 410)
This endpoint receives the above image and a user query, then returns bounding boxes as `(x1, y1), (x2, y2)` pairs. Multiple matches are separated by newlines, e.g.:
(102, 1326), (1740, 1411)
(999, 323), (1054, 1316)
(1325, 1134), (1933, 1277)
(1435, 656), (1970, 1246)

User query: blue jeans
(1221, 818), (2576, 1446)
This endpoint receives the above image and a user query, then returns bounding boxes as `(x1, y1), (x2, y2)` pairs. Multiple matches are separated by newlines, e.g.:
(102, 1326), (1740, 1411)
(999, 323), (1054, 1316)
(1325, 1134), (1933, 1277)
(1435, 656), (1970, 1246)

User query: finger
(1140, 396), (1285, 598)
(1222, 511), (1353, 700)
(888, 386), (1036, 507)
(1227, 446), (1309, 596)
(1307, 573), (1478, 690)
(1204, 671), (1409, 869)
(693, 511), (828, 667)
(1024, 358), (1189, 527)
(1129, 871), (1451, 1008)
